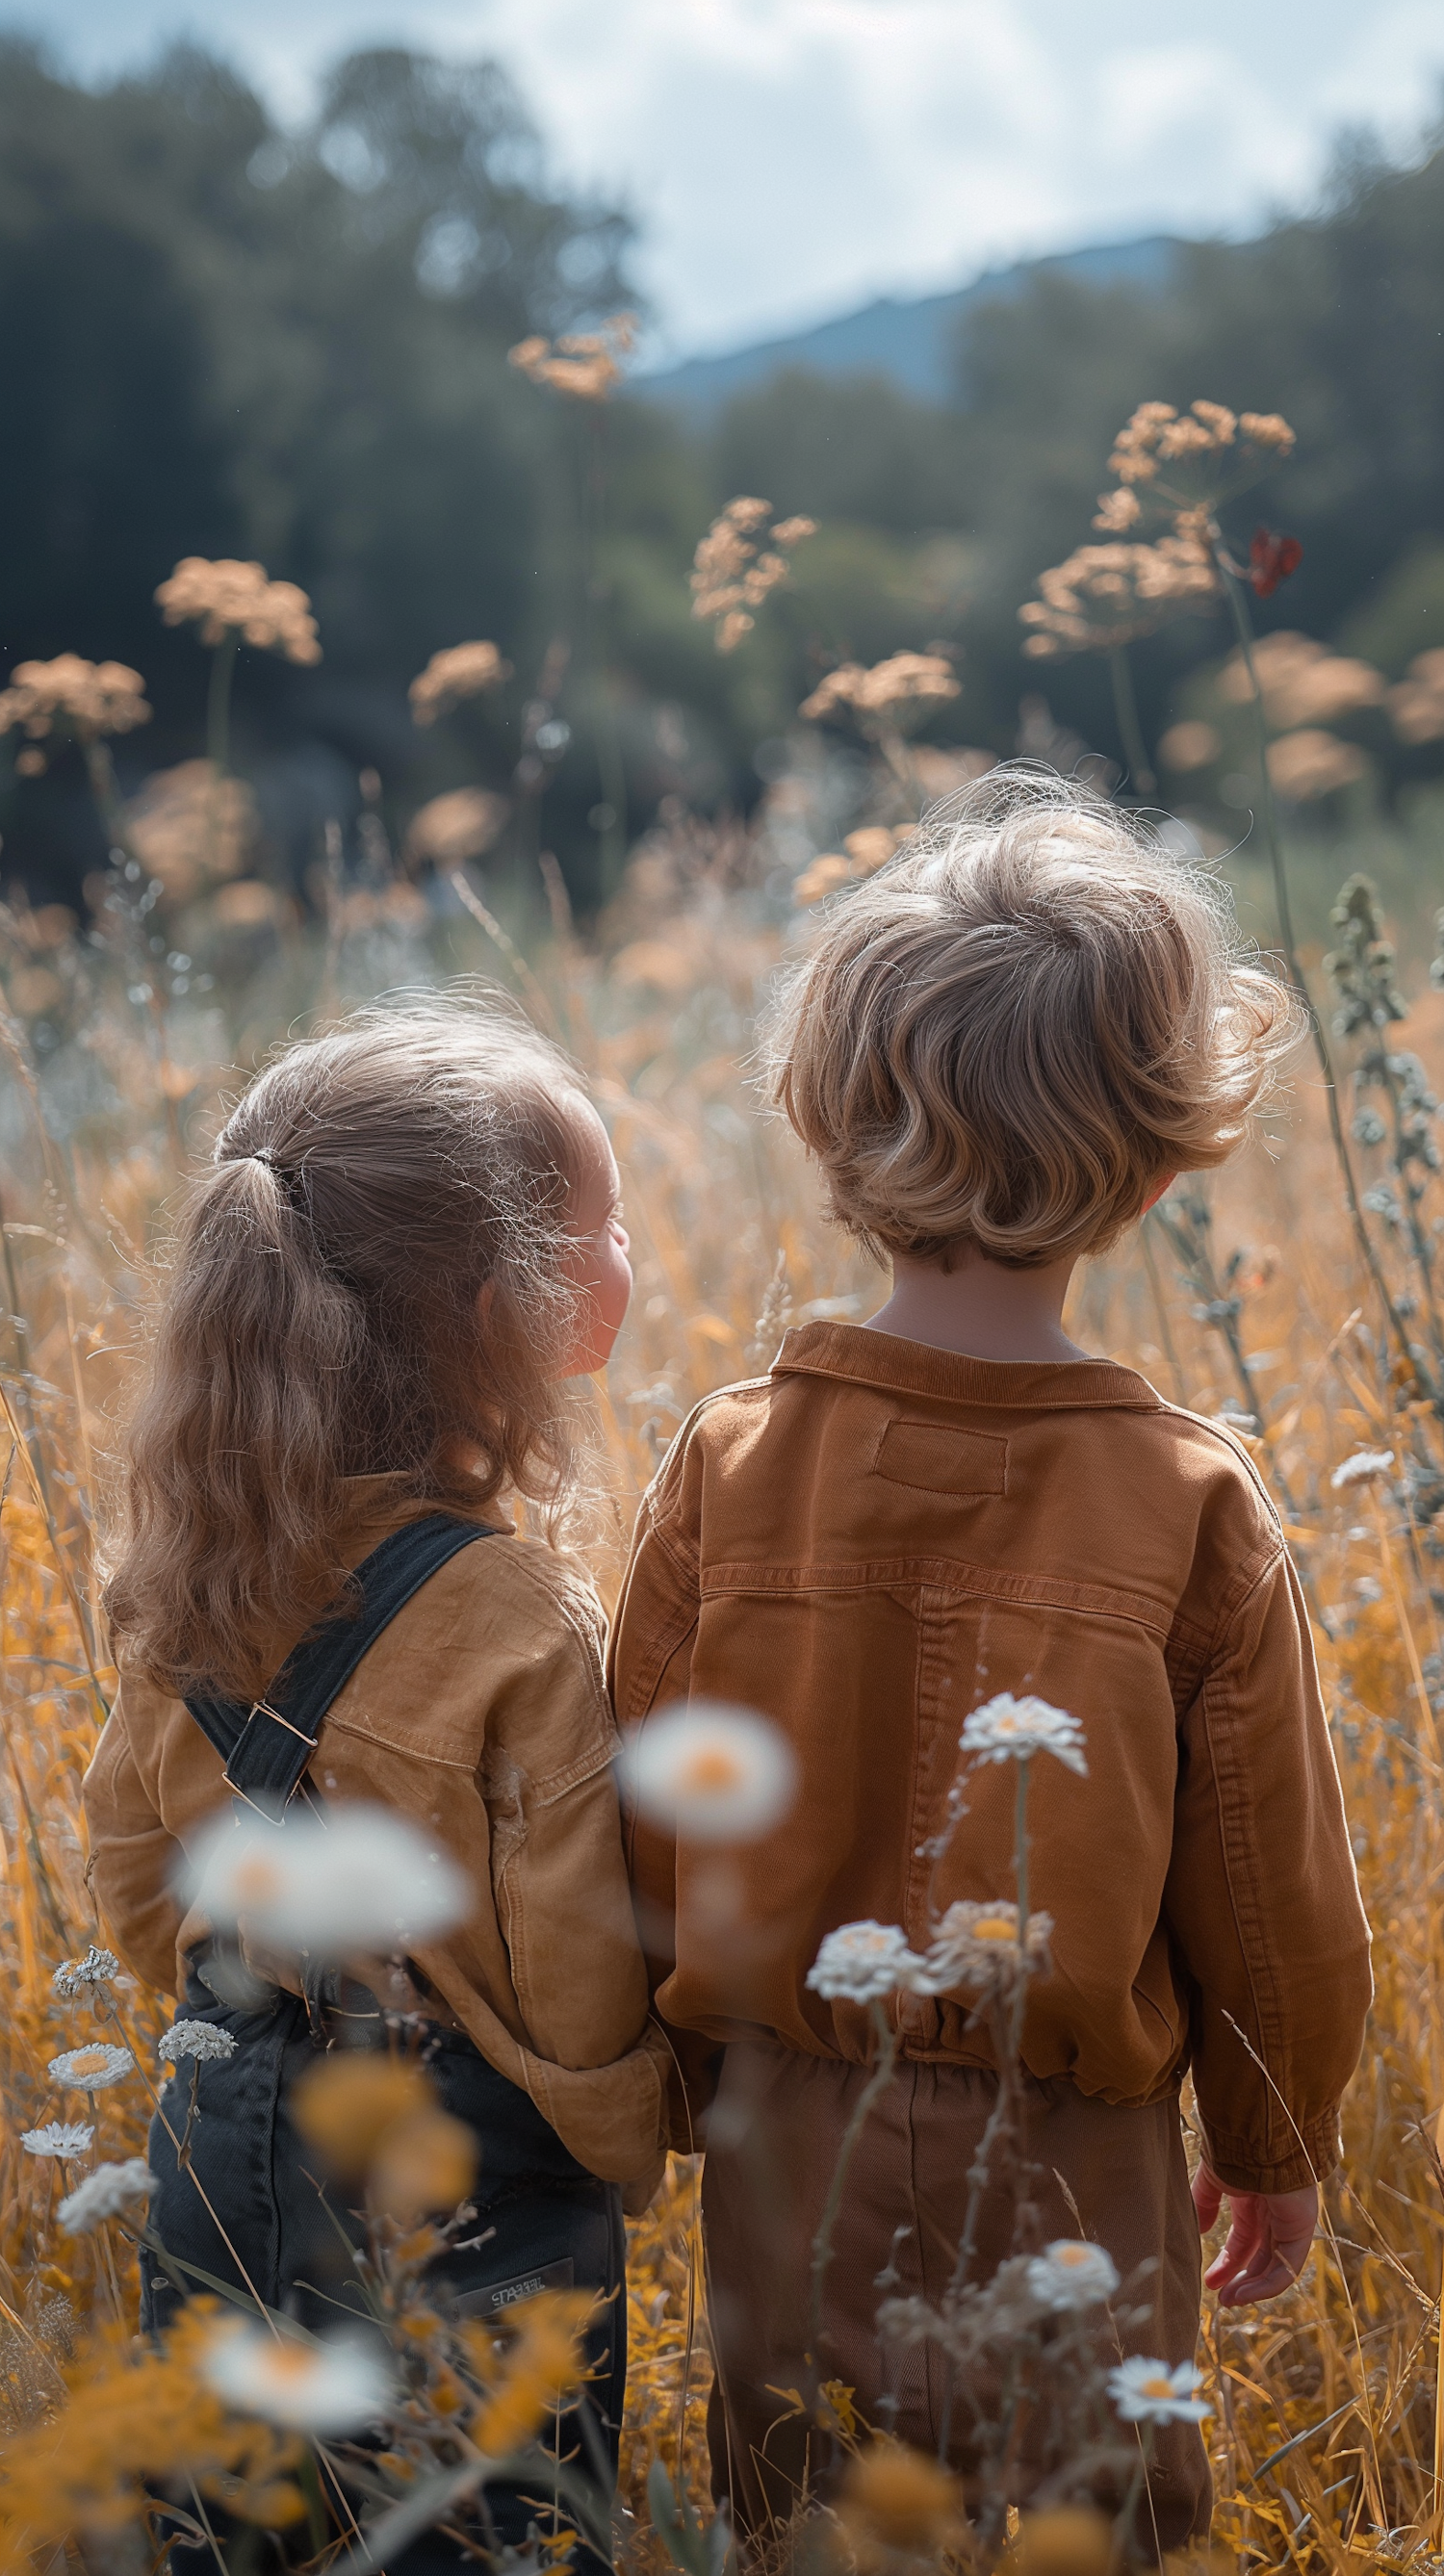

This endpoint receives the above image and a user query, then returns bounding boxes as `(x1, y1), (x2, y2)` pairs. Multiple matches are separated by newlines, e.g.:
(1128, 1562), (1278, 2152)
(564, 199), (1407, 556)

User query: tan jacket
(84, 1500), (667, 2192)
(609, 1322), (1372, 2194)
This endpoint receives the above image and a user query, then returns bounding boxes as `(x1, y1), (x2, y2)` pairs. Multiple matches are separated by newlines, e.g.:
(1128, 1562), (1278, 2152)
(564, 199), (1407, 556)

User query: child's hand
(1192, 2163), (1318, 2305)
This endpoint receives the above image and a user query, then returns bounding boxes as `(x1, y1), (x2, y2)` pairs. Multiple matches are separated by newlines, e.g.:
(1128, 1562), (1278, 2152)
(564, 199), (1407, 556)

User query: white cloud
(10, 0), (1443, 351)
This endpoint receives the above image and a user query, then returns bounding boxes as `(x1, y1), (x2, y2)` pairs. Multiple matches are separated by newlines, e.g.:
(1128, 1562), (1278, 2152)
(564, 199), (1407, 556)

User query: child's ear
(1142, 1171), (1178, 1215)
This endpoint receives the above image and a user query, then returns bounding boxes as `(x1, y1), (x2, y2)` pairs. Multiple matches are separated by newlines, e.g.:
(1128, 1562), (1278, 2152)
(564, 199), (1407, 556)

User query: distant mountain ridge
(637, 235), (1183, 413)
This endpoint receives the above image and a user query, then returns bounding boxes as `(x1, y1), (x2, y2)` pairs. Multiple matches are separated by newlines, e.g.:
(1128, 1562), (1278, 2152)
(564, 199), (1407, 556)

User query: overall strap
(184, 1513), (496, 1821)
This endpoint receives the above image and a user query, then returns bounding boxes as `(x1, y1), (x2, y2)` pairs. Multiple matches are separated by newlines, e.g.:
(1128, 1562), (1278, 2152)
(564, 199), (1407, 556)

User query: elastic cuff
(1199, 2109), (1341, 2196)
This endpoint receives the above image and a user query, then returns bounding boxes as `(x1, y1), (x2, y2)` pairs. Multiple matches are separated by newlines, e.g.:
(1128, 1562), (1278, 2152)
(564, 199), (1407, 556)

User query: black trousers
(144, 1972), (624, 2573)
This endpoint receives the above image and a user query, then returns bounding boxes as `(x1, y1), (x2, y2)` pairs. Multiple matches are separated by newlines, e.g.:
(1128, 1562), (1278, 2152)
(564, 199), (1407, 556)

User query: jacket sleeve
(1165, 1548), (1372, 2193)
(82, 1696), (187, 1996)
(607, 1446), (726, 2143)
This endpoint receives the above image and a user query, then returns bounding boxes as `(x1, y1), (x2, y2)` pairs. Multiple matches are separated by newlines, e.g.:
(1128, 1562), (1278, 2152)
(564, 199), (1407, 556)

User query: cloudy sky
(15, 0), (1444, 356)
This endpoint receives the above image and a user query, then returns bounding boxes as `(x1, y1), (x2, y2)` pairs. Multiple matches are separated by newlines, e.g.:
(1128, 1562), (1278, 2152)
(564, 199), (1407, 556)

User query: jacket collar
(770, 1319), (1165, 1412)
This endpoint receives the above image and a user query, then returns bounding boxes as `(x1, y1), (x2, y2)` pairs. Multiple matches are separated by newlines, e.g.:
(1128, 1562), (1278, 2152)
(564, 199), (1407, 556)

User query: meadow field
(5, 398), (1444, 2571)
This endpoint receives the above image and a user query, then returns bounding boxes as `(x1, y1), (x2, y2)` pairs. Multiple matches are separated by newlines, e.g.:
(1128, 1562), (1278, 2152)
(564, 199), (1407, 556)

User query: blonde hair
(105, 992), (598, 1700)
(767, 767), (1294, 1270)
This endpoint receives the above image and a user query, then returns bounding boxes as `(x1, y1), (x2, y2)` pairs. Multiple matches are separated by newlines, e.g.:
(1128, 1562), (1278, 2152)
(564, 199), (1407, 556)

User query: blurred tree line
(3, 36), (1444, 910)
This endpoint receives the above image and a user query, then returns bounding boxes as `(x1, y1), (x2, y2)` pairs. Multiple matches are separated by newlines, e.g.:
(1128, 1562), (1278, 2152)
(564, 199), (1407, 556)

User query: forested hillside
(3, 37), (1443, 906)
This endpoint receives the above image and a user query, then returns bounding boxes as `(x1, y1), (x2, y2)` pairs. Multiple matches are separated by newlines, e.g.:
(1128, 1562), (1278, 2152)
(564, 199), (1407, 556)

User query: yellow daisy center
(67, 2049), (110, 2078)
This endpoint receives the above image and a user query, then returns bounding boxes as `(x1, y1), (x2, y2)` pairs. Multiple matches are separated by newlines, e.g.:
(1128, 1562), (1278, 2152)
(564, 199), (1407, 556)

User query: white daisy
(52, 1946), (119, 1998)
(202, 2321), (395, 2434)
(179, 1803), (471, 1956)
(960, 1693), (1088, 1776)
(1331, 1448), (1395, 1491)
(1026, 2239), (1121, 2311)
(21, 2121), (94, 2158)
(160, 2020), (239, 2065)
(56, 2159), (155, 2235)
(925, 1900), (1053, 1997)
(806, 1919), (933, 2003)
(618, 1701), (797, 1843)
(1107, 2357), (1212, 2424)
(48, 2044), (134, 2093)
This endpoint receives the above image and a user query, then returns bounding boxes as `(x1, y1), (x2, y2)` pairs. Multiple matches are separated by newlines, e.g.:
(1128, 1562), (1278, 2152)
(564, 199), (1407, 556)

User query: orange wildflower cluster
(155, 558), (322, 664)
(1217, 631), (1384, 731)
(793, 823), (912, 908)
(0, 2305), (303, 2552)
(0, 657), (151, 773)
(409, 640), (512, 726)
(1266, 728), (1368, 800)
(465, 2289), (598, 2458)
(507, 312), (636, 400)
(1092, 400), (1296, 540)
(1019, 535), (1218, 659)
(690, 497), (816, 652)
(1387, 647), (1444, 745)
(800, 649), (959, 725)
(290, 2051), (477, 2222)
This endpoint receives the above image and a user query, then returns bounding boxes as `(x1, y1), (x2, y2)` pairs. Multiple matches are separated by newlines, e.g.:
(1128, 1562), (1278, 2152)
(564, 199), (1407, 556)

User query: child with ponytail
(85, 994), (663, 2567)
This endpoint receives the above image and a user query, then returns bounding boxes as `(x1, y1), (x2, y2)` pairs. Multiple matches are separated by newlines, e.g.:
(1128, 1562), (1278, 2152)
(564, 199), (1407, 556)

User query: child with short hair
(611, 774), (1372, 2549)
(85, 996), (664, 2569)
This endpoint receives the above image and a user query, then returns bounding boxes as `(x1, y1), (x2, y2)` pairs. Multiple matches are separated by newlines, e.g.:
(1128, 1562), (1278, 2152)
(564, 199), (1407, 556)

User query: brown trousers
(701, 2042), (1210, 2552)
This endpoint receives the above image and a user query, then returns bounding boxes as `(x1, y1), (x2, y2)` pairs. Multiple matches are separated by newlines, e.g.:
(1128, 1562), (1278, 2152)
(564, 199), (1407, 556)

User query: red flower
(1249, 527), (1303, 598)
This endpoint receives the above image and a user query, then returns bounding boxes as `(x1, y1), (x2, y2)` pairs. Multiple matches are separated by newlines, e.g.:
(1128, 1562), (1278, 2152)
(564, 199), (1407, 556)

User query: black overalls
(143, 1516), (626, 2574)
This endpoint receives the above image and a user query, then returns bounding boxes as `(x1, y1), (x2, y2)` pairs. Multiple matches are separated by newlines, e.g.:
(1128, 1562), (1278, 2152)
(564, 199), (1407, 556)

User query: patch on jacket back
(451, 2255), (576, 2320)
(871, 1418), (1009, 1497)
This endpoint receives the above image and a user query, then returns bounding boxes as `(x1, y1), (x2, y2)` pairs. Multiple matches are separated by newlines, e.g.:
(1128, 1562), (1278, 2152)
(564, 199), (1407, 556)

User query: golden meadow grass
(1, 827), (1443, 2569)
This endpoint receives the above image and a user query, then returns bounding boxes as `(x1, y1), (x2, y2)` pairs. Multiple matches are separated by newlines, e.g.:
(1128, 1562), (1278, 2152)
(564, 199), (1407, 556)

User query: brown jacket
(609, 1322), (1372, 2194)
(84, 1499), (667, 2191)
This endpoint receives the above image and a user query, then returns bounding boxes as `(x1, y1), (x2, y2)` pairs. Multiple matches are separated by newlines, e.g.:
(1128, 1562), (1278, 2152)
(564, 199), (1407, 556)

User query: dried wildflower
(21, 2122), (93, 2158)
(180, 1802), (472, 1954)
(409, 640), (512, 726)
(807, 1919), (934, 2003)
(1008, 2507), (1114, 2574)
(792, 853), (854, 909)
(156, 559), (321, 664)
(48, 2044), (134, 2093)
(1332, 1449), (1396, 1491)
(1097, 400), (1295, 533)
(924, 1900), (1053, 1997)
(1387, 647), (1444, 746)
(0, 2305), (303, 2545)
(508, 312), (636, 400)
(126, 760), (257, 895)
(160, 2021), (238, 2066)
(800, 651), (960, 725)
(291, 2053), (436, 2183)
(1216, 631), (1382, 731)
(56, 2160), (155, 2236)
(690, 498), (815, 651)
(405, 785), (509, 864)
(1249, 527), (1304, 597)
(0, 657), (151, 765)
(202, 2320), (393, 2434)
(1158, 720), (1221, 773)
(468, 2290), (596, 2456)
(961, 1692), (1088, 1774)
(1024, 2238), (1121, 2311)
(1019, 535), (1218, 659)
(619, 1701), (797, 1842)
(838, 2441), (962, 2553)
(793, 824), (911, 908)
(1107, 2356), (1211, 2424)
(369, 2108), (477, 2221)
(1267, 729), (1368, 800)
(52, 1945), (119, 1998)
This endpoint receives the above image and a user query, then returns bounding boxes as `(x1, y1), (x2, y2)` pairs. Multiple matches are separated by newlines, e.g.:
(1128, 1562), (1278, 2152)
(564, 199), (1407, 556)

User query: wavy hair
(766, 766), (1296, 1270)
(105, 992), (597, 1699)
